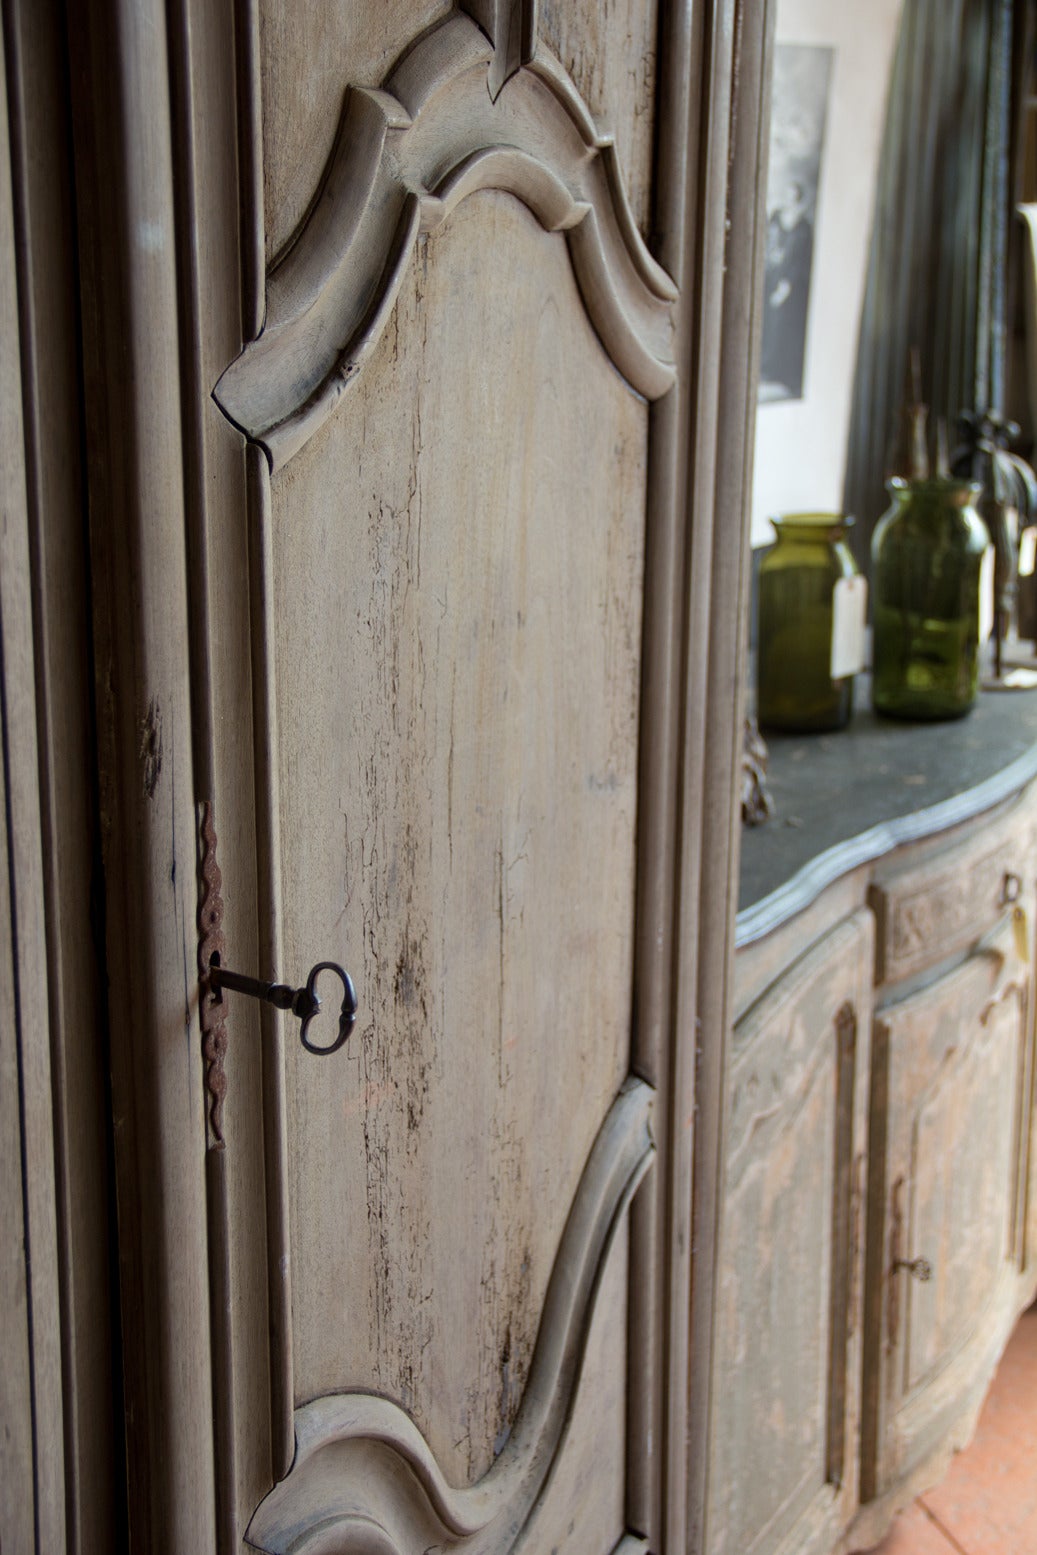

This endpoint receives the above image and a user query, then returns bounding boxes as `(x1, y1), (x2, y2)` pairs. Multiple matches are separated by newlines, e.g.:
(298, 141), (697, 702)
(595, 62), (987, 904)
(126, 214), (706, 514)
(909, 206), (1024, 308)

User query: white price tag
(830, 575), (867, 680)
(979, 544), (995, 644)
(1019, 527), (1037, 579)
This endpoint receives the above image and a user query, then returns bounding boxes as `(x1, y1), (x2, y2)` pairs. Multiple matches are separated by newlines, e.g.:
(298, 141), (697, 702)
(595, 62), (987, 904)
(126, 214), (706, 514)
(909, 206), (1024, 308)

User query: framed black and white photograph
(759, 44), (833, 403)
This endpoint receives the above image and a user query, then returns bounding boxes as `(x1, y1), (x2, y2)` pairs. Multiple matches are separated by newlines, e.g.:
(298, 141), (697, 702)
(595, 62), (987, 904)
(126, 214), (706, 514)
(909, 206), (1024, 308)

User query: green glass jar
(757, 513), (865, 732)
(871, 478), (989, 721)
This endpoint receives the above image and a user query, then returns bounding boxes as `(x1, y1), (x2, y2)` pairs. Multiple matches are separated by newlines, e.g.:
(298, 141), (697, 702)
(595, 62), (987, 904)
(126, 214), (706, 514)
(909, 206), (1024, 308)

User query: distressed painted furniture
(0, 0), (772, 1551)
(728, 762), (1037, 1555)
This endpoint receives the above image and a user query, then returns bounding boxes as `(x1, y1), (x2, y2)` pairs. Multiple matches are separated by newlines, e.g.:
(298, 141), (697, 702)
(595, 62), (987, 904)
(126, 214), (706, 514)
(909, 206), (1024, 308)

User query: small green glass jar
(757, 513), (864, 732)
(871, 478), (989, 721)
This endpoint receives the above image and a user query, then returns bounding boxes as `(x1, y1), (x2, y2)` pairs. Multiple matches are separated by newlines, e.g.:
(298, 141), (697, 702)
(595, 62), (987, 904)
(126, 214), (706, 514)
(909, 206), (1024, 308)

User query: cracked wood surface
(118, 0), (730, 1542)
(216, 11), (674, 466)
(273, 191), (645, 1489)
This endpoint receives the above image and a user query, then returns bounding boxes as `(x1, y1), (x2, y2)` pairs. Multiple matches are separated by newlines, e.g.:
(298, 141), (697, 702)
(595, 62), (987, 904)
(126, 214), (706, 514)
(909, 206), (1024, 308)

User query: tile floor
(869, 1306), (1037, 1554)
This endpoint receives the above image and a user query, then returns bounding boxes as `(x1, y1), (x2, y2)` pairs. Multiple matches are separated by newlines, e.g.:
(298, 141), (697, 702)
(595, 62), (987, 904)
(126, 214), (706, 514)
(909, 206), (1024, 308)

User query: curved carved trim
(246, 1079), (655, 1554)
(429, 149), (589, 233)
(462, 0), (537, 101)
(215, 13), (676, 471)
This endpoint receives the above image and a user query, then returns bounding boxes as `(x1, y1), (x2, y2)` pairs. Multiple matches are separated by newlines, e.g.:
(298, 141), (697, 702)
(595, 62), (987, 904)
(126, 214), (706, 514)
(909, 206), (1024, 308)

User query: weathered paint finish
(731, 777), (1037, 1555)
(274, 192), (645, 1483)
(259, 0), (452, 263)
(539, 0), (658, 236)
(711, 910), (873, 1555)
(32, 0), (773, 1543)
(864, 917), (1030, 1502)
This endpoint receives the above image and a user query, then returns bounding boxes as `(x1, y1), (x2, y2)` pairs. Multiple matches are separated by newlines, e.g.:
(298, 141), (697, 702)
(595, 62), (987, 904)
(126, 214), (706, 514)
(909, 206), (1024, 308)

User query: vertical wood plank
(0, 43), (43, 1544)
(170, 0), (281, 1536)
(0, 740), (36, 1555)
(685, 0), (775, 1548)
(628, 1), (774, 1547)
(670, 0), (737, 1544)
(2, 1), (118, 1545)
(0, 13), (65, 1548)
(628, 0), (703, 1541)
(248, 446), (294, 1480)
(66, 0), (217, 1547)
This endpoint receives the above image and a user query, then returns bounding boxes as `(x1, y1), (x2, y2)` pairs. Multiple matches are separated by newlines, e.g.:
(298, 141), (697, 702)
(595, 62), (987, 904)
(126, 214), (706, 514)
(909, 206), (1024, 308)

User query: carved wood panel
(273, 192), (646, 1478)
(213, 5), (671, 1551)
(863, 918), (1030, 1501)
(217, 10), (675, 469)
(538, 0), (658, 236)
(869, 821), (1019, 984)
(707, 909), (874, 1555)
(1017, 843), (1037, 1289)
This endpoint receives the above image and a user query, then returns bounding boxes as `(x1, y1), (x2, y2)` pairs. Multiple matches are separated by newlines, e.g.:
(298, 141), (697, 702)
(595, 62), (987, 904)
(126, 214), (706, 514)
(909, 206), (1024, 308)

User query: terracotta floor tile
(868, 1501), (962, 1554)
(863, 1309), (1037, 1553)
(920, 1309), (1037, 1555)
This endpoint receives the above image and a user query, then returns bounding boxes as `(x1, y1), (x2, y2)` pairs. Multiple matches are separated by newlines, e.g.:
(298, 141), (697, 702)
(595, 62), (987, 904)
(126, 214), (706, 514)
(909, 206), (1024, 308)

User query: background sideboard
(717, 763), (1037, 1555)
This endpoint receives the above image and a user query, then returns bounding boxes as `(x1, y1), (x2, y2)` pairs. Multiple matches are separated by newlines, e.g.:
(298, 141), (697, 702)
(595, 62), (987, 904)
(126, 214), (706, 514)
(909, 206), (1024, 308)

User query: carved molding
(462, 0), (537, 99)
(215, 13), (677, 471)
(245, 1080), (654, 1554)
(880, 841), (1014, 981)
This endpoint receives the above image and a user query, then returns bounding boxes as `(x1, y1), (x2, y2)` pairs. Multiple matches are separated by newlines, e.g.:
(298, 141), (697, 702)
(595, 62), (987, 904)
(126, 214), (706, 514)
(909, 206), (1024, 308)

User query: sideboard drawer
(869, 818), (1022, 984)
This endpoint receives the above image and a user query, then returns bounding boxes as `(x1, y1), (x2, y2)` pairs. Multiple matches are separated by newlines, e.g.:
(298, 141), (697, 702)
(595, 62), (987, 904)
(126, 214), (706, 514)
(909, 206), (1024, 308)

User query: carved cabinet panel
(4, 0), (762, 1544)
(868, 815), (1021, 985)
(190, 2), (689, 1551)
(708, 909), (874, 1555)
(861, 916), (1031, 1504)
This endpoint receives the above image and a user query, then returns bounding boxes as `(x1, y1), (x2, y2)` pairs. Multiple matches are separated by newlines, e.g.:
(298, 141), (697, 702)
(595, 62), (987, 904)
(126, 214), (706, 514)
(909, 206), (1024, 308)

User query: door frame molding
(69, 0), (773, 1549)
(66, 0), (217, 1549)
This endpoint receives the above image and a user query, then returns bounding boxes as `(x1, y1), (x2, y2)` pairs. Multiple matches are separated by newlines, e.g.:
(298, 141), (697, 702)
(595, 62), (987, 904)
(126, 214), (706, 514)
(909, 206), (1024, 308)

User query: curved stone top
(737, 678), (1037, 946)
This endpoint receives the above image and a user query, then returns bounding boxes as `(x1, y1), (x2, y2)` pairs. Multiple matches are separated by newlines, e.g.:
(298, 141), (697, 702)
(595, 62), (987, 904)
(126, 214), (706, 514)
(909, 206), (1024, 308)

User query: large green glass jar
(757, 513), (865, 732)
(871, 478), (989, 721)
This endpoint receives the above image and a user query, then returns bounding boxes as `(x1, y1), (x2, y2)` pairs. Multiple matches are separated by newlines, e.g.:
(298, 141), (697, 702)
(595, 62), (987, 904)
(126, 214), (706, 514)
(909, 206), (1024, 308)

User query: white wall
(751, 0), (904, 546)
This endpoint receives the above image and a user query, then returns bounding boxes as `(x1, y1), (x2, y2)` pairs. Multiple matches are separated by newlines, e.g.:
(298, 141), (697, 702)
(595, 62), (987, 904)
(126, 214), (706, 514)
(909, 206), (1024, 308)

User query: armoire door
(69, 0), (768, 1548)
(195, 6), (673, 1553)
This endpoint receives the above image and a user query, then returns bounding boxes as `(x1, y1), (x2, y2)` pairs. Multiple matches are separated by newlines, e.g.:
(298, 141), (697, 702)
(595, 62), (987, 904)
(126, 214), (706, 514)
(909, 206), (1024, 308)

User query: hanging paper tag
(831, 576), (868, 680)
(1013, 904), (1029, 964)
(1019, 527), (1037, 579)
(979, 545), (995, 643)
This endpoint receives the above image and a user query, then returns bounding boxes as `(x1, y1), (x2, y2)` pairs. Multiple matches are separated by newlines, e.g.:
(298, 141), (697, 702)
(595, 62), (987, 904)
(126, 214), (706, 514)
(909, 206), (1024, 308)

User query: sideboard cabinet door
(707, 909), (874, 1555)
(861, 915), (1030, 1505)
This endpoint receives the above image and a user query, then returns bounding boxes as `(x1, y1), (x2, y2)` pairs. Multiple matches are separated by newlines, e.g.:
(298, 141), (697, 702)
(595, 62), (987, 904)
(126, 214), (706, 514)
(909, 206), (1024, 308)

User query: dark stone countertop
(737, 672), (1037, 945)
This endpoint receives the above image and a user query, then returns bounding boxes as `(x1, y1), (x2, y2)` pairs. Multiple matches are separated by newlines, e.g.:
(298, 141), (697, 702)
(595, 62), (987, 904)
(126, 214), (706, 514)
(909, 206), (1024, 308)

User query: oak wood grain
(259, 1), (451, 266)
(67, 0), (218, 1545)
(270, 191), (645, 1483)
(217, 13), (676, 466)
(2, 1), (116, 1547)
(118, 1), (767, 1548)
(863, 922), (1030, 1504)
(0, 26), (62, 1542)
(244, 1083), (653, 1553)
(710, 911), (873, 1555)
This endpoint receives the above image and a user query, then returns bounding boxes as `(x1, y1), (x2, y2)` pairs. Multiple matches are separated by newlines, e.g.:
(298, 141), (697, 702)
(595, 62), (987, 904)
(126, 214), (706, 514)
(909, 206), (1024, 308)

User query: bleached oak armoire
(1, 1), (769, 1552)
(7, 2), (1037, 1553)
